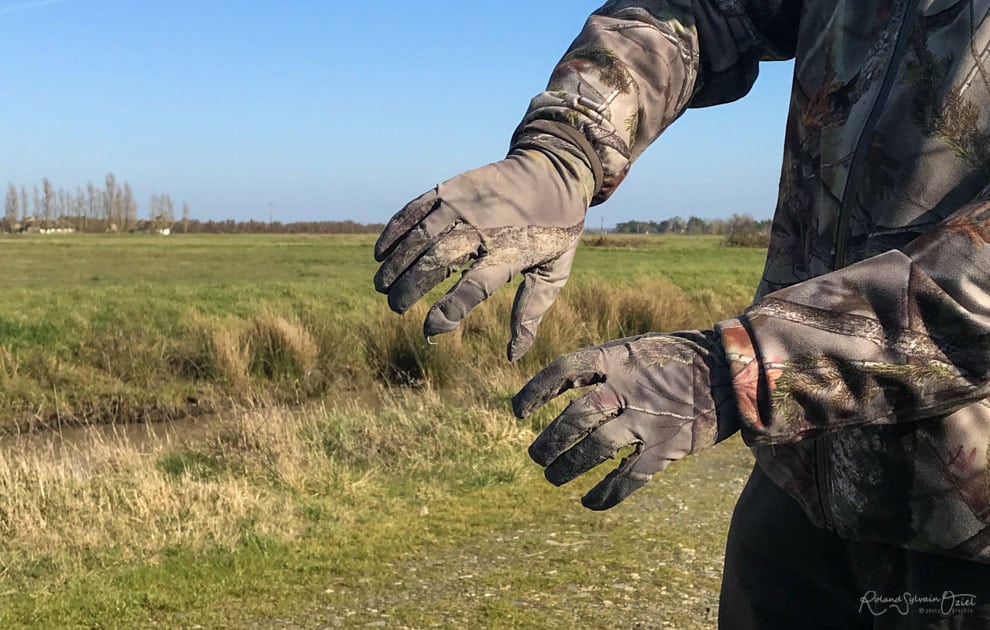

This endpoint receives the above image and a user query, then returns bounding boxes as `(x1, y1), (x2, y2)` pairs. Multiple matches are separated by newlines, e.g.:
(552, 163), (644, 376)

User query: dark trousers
(719, 465), (990, 630)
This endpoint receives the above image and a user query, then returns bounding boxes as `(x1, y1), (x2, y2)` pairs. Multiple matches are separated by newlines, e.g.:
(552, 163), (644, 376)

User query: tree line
(613, 214), (772, 247)
(4, 175), (768, 240)
(3, 176), (385, 235)
(3, 174), (187, 233)
(612, 214), (772, 236)
(178, 219), (385, 234)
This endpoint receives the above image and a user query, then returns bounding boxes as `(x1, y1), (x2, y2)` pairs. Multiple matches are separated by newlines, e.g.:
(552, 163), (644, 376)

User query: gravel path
(244, 439), (754, 629)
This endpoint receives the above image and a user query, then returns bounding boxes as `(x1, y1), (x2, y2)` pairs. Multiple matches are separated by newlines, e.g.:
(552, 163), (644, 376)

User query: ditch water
(0, 415), (211, 449)
(0, 390), (389, 477)
(0, 415), (218, 478)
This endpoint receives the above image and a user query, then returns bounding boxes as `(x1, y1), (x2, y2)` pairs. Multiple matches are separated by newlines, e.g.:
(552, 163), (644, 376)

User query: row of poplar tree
(3, 173), (189, 233)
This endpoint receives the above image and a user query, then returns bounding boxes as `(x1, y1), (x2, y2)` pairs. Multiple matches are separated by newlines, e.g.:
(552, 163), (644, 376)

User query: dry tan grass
(558, 277), (697, 340)
(178, 311), (321, 387)
(0, 389), (531, 572)
(361, 276), (725, 389)
(211, 326), (252, 384)
(581, 234), (660, 248)
(0, 345), (20, 379)
(0, 426), (296, 565)
(250, 311), (320, 379)
(360, 303), (467, 387)
(174, 312), (251, 385)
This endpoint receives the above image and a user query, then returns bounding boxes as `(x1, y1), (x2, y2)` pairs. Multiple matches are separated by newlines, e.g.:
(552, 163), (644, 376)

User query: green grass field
(0, 233), (763, 431)
(0, 233), (766, 628)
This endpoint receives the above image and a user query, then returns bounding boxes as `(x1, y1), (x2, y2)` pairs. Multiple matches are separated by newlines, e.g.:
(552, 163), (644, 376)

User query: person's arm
(515, 193), (990, 510)
(515, 0), (799, 205)
(721, 195), (990, 445)
(375, 1), (799, 360)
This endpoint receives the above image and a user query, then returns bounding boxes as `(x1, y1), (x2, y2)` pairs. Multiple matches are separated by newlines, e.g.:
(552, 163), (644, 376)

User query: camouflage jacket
(515, 0), (990, 562)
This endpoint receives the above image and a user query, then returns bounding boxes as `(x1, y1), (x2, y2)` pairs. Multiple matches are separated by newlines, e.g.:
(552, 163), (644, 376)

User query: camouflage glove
(374, 130), (599, 361)
(513, 331), (738, 510)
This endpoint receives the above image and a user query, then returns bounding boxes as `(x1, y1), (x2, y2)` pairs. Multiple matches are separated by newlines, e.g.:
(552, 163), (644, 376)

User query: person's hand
(374, 146), (594, 361)
(513, 331), (738, 510)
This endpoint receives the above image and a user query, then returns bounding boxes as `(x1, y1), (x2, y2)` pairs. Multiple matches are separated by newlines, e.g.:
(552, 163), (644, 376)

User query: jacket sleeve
(511, 0), (800, 205)
(718, 197), (990, 446)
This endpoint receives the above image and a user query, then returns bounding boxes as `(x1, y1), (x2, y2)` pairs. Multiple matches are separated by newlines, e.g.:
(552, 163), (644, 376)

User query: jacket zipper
(813, 438), (833, 530)
(832, 1), (921, 269)
(817, 1), (920, 532)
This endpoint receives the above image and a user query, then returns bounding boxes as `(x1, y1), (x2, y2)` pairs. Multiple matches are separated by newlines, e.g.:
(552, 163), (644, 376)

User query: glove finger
(423, 258), (514, 336)
(512, 345), (611, 419)
(374, 188), (439, 262)
(374, 201), (460, 294)
(507, 245), (578, 362)
(581, 443), (670, 511)
(383, 224), (483, 314)
(528, 387), (622, 467)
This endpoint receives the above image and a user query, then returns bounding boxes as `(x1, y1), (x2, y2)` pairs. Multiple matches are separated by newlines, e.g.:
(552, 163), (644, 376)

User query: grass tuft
(248, 311), (319, 380)
(360, 304), (464, 387)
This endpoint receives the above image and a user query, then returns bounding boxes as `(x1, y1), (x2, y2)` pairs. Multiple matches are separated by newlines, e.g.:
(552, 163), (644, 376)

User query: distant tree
(86, 181), (99, 223)
(615, 220), (656, 234)
(57, 187), (71, 225)
(149, 193), (175, 225)
(685, 215), (708, 235)
(31, 185), (41, 221)
(74, 187), (87, 231)
(146, 192), (174, 231)
(162, 194), (174, 223)
(4, 183), (18, 229)
(41, 178), (56, 225)
(181, 201), (190, 233)
(104, 172), (118, 226)
(122, 182), (138, 231)
(19, 186), (28, 222)
(149, 194), (159, 227)
(723, 213), (771, 248)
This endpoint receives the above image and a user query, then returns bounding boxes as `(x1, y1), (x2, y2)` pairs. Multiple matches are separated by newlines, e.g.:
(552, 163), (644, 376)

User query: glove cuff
(715, 317), (765, 442)
(510, 119), (604, 199)
(666, 329), (741, 450)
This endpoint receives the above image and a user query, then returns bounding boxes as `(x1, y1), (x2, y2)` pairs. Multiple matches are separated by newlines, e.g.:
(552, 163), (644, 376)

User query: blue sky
(0, 1), (794, 226)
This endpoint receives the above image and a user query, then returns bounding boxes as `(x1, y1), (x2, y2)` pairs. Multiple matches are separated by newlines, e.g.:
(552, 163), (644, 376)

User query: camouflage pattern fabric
(374, 146), (594, 360)
(517, 0), (990, 562)
(722, 199), (990, 561)
(514, 331), (738, 511)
